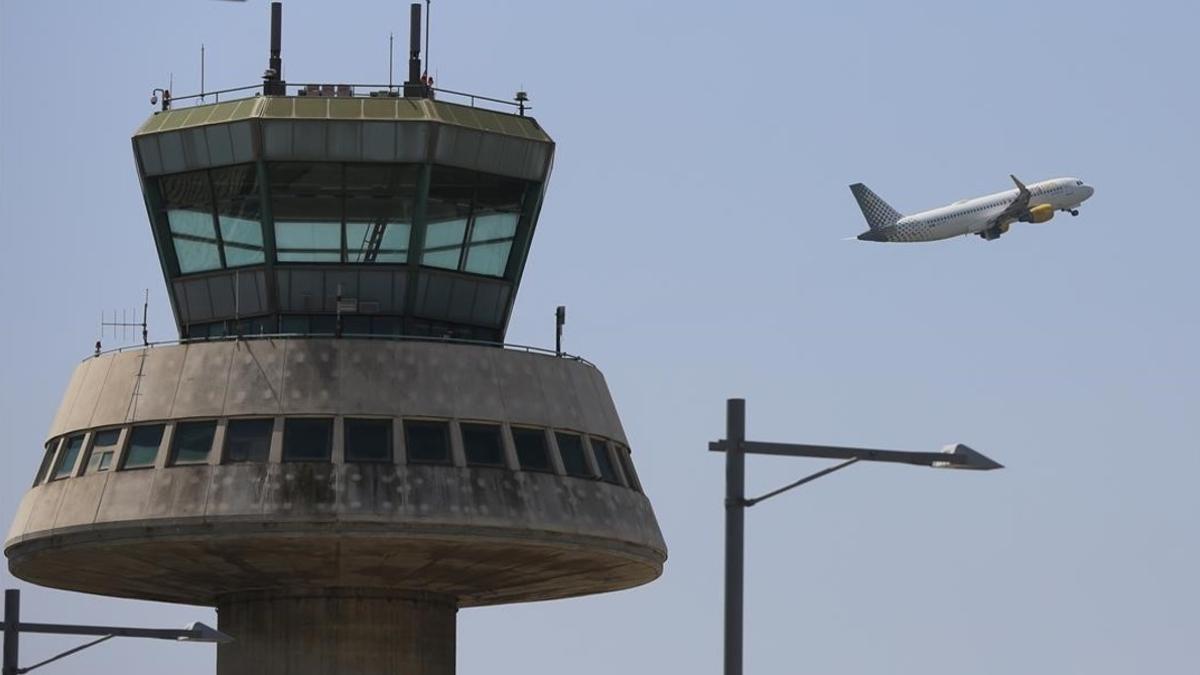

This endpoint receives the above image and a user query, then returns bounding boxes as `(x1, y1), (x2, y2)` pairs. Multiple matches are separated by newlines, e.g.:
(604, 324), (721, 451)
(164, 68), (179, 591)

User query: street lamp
(709, 398), (1002, 675)
(2, 589), (231, 675)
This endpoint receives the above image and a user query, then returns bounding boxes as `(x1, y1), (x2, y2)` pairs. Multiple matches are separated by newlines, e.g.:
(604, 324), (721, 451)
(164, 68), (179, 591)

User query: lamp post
(710, 398), (1003, 675)
(1, 589), (231, 675)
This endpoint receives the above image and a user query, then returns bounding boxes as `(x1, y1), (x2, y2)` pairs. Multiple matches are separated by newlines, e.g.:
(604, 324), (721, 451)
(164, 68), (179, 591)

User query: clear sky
(2, 1), (1197, 673)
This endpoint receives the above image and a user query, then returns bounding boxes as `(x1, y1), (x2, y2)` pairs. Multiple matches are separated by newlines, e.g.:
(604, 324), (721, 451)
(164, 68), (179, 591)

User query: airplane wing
(989, 174), (1033, 226)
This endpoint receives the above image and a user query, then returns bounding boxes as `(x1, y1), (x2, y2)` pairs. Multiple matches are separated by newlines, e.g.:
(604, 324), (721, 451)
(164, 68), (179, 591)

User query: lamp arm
(743, 458), (860, 507)
(17, 635), (114, 674)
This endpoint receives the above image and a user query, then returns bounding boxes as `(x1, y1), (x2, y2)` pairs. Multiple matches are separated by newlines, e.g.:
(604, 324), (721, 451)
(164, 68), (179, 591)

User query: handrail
(161, 82), (527, 115)
(86, 333), (595, 369)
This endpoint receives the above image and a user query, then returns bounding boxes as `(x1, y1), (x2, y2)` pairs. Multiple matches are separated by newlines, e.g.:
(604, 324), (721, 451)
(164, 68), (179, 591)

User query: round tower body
(5, 8), (666, 673)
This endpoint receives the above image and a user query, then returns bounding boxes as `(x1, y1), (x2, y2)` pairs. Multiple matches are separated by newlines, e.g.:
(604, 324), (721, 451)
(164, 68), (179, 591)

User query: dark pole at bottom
(3, 589), (18, 675)
(724, 399), (745, 675)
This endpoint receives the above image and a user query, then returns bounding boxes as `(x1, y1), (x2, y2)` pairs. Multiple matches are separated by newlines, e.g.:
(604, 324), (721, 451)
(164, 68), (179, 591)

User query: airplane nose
(1081, 185), (1095, 200)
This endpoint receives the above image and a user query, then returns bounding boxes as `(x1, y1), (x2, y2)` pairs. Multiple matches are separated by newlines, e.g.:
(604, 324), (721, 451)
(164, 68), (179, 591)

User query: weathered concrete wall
(6, 339), (666, 608)
(43, 339), (628, 443)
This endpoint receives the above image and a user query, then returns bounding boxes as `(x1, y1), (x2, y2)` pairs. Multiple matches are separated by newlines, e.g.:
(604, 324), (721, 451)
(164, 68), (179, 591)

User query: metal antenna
(424, 0), (431, 80)
(555, 306), (566, 357)
(389, 32), (395, 92)
(200, 43), (205, 101)
(263, 2), (285, 95)
(98, 290), (150, 351)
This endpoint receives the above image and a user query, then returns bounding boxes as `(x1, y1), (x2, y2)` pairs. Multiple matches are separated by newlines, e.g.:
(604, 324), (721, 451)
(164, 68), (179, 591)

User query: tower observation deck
(5, 5), (666, 674)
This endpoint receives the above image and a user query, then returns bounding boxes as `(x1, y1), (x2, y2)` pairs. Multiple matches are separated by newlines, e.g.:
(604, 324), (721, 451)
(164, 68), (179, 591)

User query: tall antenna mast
(200, 43), (206, 101)
(389, 32), (394, 92)
(263, 2), (286, 95)
(402, 3), (427, 97)
(424, 0), (431, 80)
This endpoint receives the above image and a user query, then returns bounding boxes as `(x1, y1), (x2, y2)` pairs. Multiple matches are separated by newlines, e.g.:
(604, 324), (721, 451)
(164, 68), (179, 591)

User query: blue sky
(2, 1), (1197, 673)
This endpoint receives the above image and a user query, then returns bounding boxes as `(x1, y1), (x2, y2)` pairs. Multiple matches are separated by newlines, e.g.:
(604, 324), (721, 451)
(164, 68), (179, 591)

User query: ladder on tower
(361, 220), (387, 263)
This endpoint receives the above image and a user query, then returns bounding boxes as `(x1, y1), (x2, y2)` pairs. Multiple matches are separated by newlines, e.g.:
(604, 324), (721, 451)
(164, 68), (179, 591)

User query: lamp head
(180, 622), (234, 644)
(934, 444), (1004, 471)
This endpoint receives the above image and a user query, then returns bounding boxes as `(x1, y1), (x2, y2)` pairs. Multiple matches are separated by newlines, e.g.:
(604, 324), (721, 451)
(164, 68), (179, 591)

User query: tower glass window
(123, 424), (165, 470)
(617, 446), (641, 492)
(345, 418), (393, 462)
(271, 163), (418, 264)
(272, 163), (344, 262)
(555, 432), (594, 479)
(162, 169), (222, 274)
(171, 421), (217, 465)
(405, 420), (451, 465)
(590, 438), (621, 485)
(213, 165), (265, 267)
(85, 429), (122, 473)
(512, 427), (552, 473)
(34, 440), (59, 486)
(225, 418), (274, 463)
(343, 164), (417, 263)
(282, 418), (333, 461)
(52, 434), (85, 480)
(461, 423), (505, 467)
(422, 167), (525, 277)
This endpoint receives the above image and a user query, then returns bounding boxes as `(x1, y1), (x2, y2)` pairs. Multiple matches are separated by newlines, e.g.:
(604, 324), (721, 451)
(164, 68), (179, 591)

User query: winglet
(1010, 174), (1029, 196)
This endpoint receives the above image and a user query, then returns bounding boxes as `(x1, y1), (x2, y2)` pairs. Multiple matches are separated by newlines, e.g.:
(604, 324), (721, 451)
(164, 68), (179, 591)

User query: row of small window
(33, 418), (642, 492)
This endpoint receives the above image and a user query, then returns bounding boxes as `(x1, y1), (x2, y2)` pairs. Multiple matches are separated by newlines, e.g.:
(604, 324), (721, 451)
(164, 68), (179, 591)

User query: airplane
(850, 175), (1095, 242)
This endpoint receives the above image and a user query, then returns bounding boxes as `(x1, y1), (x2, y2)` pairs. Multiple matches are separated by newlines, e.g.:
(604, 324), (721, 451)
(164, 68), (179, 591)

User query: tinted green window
(422, 167), (525, 277)
(271, 163), (343, 262)
(344, 165), (417, 264)
(212, 165), (265, 267)
(405, 420), (451, 465)
(512, 428), (551, 472)
(555, 432), (593, 479)
(169, 209), (222, 273)
(52, 435), (84, 480)
(123, 425), (164, 469)
(275, 221), (341, 262)
(225, 418), (274, 463)
(461, 423), (505, 467)
(34, 440), (59, 486)
(590, 438), (620, 484)
(160, 170), (221, 274)
(86, 429), (122, 473)
(283, 418), (333, 461)
(171, 421), (217, 465)
(345, 418), (392, 462)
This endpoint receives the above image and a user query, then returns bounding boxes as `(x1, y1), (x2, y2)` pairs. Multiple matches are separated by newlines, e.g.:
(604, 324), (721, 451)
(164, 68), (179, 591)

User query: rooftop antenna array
(403, 3), (430, 96)
(96, 289), (149, 356)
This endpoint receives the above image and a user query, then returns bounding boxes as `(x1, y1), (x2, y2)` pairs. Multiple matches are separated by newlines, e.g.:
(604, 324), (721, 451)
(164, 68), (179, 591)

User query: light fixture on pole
(711, 398), (1002, 675)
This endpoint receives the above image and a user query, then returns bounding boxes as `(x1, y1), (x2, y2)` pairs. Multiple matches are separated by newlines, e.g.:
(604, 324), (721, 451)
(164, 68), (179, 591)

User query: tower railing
(86, 333), (594, 368)
(157, 82), (529, 116)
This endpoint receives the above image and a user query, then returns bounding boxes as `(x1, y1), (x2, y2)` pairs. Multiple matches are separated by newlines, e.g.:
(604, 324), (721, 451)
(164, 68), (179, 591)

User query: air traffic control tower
(5, 4), (666, 673)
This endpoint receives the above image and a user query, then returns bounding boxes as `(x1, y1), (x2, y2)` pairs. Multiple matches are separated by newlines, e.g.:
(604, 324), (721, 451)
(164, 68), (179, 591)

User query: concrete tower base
(216, 589), (457, 675)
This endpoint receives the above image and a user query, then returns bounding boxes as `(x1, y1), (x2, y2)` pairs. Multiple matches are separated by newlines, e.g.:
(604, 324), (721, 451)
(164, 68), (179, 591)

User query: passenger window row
(33, 418), (642, 493)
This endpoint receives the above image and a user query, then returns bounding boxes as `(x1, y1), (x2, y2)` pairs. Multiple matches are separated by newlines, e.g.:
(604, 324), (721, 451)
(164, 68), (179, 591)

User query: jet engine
(978, 221), (1009, 240)
(1019, 203), (1055, 223)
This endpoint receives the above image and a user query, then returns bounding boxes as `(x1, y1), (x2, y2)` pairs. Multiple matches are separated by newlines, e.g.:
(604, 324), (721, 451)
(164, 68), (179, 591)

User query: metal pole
(724, 398), (745, 675)
(3, 589), (19, 675)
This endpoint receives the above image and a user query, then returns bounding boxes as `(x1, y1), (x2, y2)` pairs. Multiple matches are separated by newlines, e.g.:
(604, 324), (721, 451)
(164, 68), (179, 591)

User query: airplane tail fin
(849, 183), (903, 230)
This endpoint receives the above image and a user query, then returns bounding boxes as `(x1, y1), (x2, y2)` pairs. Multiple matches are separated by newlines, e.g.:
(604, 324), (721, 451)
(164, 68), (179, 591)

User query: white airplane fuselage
(854, 176), (1095, 243)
